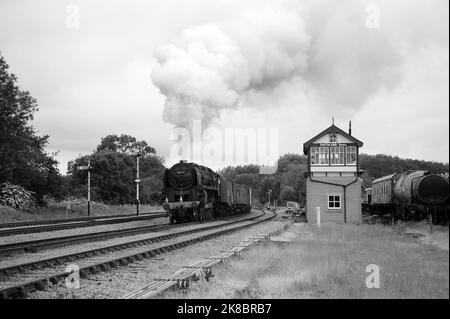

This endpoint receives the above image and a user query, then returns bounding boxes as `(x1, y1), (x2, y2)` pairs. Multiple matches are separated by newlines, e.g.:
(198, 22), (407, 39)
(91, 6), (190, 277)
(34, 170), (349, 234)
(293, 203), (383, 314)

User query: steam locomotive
(362, 170), (449, 223)
(162, 161), (252, 223)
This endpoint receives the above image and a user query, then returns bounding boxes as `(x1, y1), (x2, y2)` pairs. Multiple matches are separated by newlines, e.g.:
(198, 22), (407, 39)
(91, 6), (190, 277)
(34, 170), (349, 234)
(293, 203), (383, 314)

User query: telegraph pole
(77, 159), (92, 216)
(135, 153), (141, 215)
(87, 159), (91, 216)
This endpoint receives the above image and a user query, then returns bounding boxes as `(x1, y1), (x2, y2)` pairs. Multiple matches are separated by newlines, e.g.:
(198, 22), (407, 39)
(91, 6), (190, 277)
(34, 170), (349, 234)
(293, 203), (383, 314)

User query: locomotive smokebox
(413, 174), (449, 205)
(168, 162), (195, 190)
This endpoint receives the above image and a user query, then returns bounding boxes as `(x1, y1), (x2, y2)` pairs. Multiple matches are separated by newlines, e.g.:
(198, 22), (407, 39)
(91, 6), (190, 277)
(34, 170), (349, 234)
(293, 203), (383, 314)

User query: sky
(0, 0), (448, 174)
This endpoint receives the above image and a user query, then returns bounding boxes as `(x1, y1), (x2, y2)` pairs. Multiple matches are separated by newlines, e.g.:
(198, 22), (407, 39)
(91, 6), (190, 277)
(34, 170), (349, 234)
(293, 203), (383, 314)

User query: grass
(164, 222), (449, 299)
(0, 200), (163, 223)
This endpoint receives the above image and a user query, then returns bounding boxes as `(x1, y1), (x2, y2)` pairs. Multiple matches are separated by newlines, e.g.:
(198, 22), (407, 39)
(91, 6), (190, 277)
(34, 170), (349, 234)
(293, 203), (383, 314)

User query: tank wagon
(365, 170), (449, 223)
(162, 161), (252, 223)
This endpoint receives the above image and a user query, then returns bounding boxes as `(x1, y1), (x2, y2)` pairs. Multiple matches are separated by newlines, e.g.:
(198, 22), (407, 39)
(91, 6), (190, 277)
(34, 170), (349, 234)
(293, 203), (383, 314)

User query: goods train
(161, 161), (252, 223)
(362, 170), (449, 223)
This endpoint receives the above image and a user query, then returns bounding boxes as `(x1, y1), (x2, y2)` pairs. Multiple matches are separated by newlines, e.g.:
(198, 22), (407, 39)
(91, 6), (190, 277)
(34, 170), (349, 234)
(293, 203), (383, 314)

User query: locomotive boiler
(162, 161), (252, 223)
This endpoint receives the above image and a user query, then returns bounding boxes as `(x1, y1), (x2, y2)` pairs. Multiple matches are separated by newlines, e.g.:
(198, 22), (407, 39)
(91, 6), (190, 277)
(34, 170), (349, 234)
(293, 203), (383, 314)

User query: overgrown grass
(166, 223), (449, 299)
(0, 199), (162, 223)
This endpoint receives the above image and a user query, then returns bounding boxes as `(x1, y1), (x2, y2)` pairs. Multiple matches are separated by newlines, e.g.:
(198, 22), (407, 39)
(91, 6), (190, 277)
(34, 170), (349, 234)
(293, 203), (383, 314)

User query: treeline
(220, 153), (449, 205)
(359, 154), (449, 187)
(220, 154), (308, 205)
(0, 54), (62, 204)
(65, 134), (165, 204)
(0, 54), (165, 207)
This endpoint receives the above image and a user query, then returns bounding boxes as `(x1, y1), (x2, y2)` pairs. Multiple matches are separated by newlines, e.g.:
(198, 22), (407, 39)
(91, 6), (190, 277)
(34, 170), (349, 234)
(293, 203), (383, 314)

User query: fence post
(316, 206), (321, 227)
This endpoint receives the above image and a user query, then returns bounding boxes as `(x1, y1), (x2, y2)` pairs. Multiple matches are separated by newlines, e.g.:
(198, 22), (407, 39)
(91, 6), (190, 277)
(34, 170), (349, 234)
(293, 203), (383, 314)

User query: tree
(276, 153), (307, 173)
(96, 134), (156, 157)
(280, 186), (297, 204)
(67, 135), (165, 204)
(0, 54), (62, 202)
(257, 176), (280, 204)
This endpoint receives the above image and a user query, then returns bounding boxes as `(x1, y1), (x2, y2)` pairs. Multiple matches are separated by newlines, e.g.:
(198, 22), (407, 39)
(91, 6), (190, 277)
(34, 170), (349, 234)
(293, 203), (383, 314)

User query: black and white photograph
(0, 0), (448, 305)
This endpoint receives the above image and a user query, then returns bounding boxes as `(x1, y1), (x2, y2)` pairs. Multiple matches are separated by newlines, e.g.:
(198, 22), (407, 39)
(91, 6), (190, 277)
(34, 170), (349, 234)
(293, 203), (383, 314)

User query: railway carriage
(162, 161), (252, 223)
(371, 174), (400, 215)
(364, 170), (449, 223)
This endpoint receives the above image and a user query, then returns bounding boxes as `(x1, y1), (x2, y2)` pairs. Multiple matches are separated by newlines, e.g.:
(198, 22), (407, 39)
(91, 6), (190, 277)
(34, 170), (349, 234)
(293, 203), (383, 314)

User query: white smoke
(151, 1), (403, 128)
(152, 23), (251, 127)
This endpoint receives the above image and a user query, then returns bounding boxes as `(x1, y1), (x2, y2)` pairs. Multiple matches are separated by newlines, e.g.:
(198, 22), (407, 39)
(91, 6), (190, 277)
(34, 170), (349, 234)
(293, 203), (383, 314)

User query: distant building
(303, 121), (364, 223)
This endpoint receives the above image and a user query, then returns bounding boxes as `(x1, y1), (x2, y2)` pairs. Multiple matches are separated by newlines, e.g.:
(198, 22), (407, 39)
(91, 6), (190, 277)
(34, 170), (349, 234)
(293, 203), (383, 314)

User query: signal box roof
(303, 124), (363, 154)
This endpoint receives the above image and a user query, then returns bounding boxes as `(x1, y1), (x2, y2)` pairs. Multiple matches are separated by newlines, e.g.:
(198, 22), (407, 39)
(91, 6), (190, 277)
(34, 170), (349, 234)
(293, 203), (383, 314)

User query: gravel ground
(0, 211), (262, 269)
(27, 214), (287, 299)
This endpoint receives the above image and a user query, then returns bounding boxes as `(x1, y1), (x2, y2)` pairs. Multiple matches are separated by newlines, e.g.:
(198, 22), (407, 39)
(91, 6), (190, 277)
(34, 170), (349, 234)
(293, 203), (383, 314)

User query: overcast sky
(0, 0), (448, 174)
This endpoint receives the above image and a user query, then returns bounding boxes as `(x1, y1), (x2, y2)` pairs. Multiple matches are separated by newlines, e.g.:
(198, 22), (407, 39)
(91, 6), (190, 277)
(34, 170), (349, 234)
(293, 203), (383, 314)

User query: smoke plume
(151, 1), (402, 128)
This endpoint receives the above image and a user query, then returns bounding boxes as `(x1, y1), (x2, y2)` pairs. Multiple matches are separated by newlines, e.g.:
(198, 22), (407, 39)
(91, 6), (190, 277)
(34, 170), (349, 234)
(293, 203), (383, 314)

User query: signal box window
(328, 195), (341, 210)
(330, 146), (345, 165)
(310, 147), (319, 165)
(318, 147), (329, 165)
(346, 146), (357, 165)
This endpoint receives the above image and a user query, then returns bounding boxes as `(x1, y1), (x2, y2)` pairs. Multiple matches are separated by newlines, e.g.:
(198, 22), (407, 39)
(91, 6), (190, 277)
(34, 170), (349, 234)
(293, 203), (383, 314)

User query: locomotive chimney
(349, 120), (352, 136)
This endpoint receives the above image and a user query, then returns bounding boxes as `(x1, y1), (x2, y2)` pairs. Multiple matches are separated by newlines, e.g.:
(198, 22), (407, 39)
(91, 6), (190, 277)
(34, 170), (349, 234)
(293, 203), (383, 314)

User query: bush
(0, 182), (37, 209)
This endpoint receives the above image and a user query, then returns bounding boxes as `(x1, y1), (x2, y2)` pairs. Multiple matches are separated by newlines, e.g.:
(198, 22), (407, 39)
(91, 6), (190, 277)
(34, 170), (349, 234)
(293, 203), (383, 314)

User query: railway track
(0, 211), (264, 276)
(0, 210), (275, 299)
(123, 221), (290, 299)
(0, 212), (259, 255)
(0, 212), (167, 237)
(0, 211), (163, 229)
(0, 222), (174, 255)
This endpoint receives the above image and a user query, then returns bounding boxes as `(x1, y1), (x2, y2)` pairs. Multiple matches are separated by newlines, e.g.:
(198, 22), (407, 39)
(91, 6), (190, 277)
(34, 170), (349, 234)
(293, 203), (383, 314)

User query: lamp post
(135, 153), (141, 215)
(77, 159), (91, 216)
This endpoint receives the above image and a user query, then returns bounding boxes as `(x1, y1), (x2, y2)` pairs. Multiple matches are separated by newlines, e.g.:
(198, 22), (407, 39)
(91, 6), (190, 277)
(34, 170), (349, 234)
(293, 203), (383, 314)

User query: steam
(151, 1), (402, 128)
